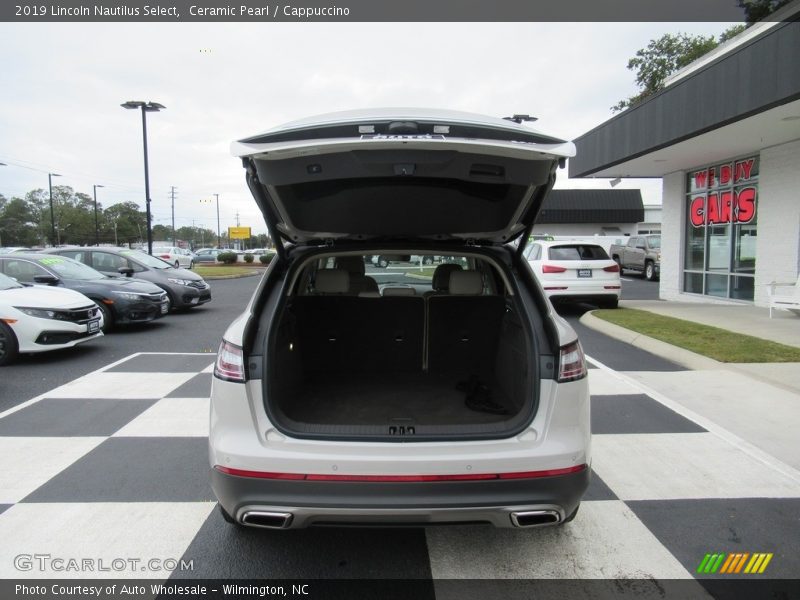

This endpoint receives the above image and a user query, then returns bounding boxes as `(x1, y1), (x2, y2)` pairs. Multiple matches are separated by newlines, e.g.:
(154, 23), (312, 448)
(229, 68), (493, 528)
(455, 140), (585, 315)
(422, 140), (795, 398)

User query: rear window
(295, 254), (496, 296)
(548, 245), (609, 261)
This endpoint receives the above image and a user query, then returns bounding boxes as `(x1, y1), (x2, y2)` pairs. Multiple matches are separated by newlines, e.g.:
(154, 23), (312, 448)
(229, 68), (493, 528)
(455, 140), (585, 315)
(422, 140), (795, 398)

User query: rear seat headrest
(335, 255), (366, 276)
(449, 270), (483, 295)
(431, 263), (463, 291)
(314, 269), (350, 294)
(382, 287), (416, 296)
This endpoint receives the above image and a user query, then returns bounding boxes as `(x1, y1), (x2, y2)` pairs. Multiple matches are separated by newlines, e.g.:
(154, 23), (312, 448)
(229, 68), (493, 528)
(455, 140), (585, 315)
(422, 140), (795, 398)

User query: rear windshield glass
(295, 254), (499, 297)
(548, 245), (609, 261)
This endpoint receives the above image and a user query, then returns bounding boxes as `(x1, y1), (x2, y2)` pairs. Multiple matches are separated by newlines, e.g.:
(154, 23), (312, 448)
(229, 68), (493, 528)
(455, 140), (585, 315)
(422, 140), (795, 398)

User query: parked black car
(42, 247), (211, 311)
(0, 254), (169, 332)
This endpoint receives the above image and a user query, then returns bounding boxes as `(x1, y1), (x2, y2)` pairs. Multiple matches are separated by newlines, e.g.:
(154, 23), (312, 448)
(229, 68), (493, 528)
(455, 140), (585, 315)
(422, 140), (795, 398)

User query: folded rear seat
(426, 270), (505, 376)
(292, 269), (424, 373)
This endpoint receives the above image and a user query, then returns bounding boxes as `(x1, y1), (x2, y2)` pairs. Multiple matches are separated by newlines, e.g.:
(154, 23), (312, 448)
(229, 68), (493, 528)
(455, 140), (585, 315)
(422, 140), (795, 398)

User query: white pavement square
(622, 370), (800, 471)
(426, 500), (693, 579)
(587, 368), (641, 396)
(0, 502), (216, 578)
(0, 437), (105, 503)
(44, 372), (198, 400)
(592, 433), (800, 501)
(113, 398), (211, 437)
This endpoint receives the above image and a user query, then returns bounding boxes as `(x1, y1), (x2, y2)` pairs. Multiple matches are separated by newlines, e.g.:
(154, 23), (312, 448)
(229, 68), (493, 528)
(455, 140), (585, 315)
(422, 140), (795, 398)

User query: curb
(579, 310), (722, 370)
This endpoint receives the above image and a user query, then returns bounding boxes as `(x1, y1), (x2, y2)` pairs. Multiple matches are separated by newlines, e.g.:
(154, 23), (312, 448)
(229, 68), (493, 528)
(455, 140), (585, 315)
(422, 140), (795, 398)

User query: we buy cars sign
(688, 156), (757, 228)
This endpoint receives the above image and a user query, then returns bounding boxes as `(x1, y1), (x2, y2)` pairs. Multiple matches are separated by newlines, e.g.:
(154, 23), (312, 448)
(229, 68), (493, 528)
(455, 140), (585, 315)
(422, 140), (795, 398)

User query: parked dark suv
(210, 109), (590, 530)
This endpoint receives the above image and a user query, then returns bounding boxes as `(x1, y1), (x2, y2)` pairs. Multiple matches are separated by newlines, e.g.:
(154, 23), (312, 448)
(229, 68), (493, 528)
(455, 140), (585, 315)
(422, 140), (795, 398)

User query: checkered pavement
(0, 352), (798, 582)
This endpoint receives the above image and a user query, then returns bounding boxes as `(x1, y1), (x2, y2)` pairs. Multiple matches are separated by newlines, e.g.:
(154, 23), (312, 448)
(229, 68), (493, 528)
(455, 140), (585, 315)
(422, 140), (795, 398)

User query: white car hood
(0, 285), (94, 310)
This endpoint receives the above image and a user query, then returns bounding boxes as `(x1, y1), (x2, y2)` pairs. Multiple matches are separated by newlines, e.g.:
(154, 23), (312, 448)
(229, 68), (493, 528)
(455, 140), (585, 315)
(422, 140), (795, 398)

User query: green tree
(739, 0), (792, 23)
(612, 25), (747, 113)
(152, 224), (174, 242)
(104, 202), (146, 246)
(0, 197), (40, 246)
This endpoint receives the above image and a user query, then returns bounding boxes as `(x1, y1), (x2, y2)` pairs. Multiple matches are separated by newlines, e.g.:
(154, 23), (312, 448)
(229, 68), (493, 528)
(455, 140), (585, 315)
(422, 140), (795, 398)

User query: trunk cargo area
(268, 291), (534, 438)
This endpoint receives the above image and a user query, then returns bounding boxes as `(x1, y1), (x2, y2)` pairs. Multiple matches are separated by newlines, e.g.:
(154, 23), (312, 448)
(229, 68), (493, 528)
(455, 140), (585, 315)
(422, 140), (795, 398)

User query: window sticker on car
(360, 134), (445, 141)
(37, 257), (64, 265)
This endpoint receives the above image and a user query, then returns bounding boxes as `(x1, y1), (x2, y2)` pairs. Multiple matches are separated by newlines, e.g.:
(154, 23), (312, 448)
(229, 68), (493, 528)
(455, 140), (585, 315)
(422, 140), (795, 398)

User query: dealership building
(570, 13), (800, 307)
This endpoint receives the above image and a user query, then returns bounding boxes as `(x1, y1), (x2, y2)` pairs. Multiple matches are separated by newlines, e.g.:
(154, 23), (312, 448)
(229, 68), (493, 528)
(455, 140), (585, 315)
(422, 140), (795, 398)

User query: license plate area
(160, 302), (169, 314)
(87, 319), (100, 333)
(577, 269), (592, 278)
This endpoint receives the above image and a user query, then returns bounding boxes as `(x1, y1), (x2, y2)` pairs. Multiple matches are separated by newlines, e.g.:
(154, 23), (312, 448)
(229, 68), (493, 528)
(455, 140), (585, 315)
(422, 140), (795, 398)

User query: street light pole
(48, 173), (61, 247)
(121, 100), (165, 255)
(214, 193), (220, 247)
(93, 184), (104, 246)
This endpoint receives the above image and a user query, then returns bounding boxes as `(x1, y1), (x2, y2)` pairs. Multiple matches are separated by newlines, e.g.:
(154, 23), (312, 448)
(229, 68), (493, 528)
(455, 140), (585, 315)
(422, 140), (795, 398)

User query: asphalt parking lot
(0, 272), (797, 594)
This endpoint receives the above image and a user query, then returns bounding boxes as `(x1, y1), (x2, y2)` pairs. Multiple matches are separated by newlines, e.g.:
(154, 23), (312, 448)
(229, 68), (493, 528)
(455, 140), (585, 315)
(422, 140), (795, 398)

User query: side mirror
(33, 275), (60, 286)
(118, 267), (134, 277)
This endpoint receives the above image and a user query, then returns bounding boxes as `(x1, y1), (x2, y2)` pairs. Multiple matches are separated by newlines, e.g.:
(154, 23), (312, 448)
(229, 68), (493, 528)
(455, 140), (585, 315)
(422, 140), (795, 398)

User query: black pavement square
(166, 373), (213, 398)
(0, 399), (156, 437)
(591, 394), (706, 434)
(176, 506), (435, 580)
(0, 505), (11, 515)
(584, 469), (617, 501)
(106, 354), (214, 373)
(21, 437), (213, 503)
(628, 498), (800, 579)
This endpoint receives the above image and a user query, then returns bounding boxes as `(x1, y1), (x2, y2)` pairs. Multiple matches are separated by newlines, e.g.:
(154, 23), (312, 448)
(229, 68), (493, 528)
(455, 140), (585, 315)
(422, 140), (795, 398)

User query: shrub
(259, 253), (274, 265)
(217, 251), (238, 264)
(243, 253), (254, 263)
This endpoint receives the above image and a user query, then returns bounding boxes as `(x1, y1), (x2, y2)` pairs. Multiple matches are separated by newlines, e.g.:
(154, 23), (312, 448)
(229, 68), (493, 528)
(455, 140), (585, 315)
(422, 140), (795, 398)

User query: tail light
(603, 264), (620, 272)
(542, 264), (567, 274)
(160, 254), (171, 259)
(214, 340), (245, 382)
(558, 341), (587, 382)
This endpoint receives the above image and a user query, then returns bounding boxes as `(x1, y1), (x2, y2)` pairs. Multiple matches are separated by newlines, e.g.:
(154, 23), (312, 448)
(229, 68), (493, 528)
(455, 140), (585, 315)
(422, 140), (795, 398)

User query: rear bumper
(211, 465), (590, 529)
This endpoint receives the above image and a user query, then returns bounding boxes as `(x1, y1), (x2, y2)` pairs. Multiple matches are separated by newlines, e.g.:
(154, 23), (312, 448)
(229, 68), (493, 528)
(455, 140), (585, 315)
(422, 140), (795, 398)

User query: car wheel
(95, 302), (114, 333)
(613, 256), (622, 274)
(645, 261), (656, 281)
(378, 257), (389, 268)
(0, 322), (19, 367)
(174, 260), (180, 269)
(599, 297), (619, 309)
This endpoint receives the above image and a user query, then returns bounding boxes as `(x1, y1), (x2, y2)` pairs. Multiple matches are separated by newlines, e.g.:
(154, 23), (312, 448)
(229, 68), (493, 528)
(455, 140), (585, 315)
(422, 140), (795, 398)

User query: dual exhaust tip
(239, 509), (562, 529)
(510, 509), (561, 528)
(241, 510), (293, 529)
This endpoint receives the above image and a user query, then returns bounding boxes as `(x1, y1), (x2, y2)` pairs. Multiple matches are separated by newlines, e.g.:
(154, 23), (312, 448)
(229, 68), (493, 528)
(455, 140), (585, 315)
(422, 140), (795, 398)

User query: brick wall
(754, 139), (800, 305)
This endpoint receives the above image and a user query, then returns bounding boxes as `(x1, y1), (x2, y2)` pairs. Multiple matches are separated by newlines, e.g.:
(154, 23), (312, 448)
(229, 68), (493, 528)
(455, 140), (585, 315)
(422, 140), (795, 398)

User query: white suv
(210, 109), (590, 530)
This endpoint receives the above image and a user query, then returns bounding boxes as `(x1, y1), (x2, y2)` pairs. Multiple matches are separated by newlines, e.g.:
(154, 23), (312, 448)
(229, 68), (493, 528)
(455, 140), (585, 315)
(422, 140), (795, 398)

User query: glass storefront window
(683, 156), (758, 301)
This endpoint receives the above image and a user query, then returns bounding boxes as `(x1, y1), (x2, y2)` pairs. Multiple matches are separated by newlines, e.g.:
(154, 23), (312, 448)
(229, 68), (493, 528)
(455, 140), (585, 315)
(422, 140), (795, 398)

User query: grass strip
(193, 266), (258, 277)
(593, 308), (800, 363)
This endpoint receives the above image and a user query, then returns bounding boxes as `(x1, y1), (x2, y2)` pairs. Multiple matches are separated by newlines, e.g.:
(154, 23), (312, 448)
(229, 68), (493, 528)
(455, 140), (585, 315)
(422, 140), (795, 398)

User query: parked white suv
(210, 108), (590, 530)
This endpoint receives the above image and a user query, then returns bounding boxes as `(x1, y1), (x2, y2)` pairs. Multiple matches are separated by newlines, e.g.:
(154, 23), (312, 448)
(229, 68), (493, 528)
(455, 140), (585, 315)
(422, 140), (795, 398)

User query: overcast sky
(0, 22), (736, 237)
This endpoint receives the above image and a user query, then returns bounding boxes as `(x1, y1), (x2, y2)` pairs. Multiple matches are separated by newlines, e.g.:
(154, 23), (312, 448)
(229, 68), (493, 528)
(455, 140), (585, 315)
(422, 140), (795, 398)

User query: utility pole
(214, 193), (220, 248)
(170, 186), (177, 245)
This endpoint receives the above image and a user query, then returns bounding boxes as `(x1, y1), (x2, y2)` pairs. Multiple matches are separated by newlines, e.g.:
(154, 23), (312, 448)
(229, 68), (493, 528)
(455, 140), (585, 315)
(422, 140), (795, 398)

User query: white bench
(767, 274), (800, 318)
